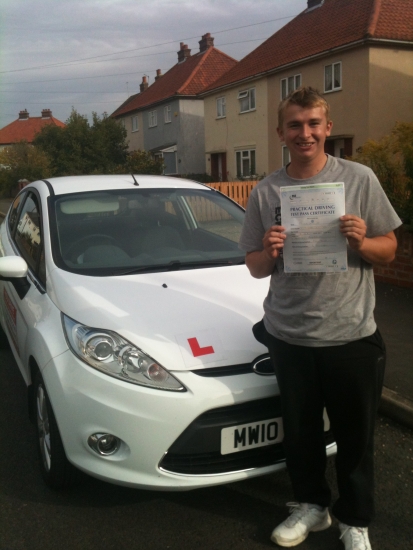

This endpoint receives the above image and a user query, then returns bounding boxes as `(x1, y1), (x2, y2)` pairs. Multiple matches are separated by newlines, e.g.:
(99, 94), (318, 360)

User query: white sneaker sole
(271, 513), (332, 547)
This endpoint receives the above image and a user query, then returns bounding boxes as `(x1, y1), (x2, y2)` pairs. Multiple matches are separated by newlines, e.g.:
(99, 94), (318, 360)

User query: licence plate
(221, 417), (284, 455)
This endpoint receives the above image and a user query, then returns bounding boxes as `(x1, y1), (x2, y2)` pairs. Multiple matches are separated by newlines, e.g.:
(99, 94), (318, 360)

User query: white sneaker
(339, 523), (372, 550)
(271, 502), (332, 547)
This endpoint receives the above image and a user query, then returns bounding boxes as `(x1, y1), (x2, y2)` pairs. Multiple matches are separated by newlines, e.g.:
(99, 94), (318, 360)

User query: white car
(0, 175), (336, 490)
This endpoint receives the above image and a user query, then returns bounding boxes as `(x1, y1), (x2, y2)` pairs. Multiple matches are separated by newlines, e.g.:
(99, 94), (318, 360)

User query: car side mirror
(0, 256), (30, 299)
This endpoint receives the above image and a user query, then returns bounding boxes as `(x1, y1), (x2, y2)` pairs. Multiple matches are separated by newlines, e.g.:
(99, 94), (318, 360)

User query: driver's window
(14, 192), (45, 284)
(8, 193), (25, 235)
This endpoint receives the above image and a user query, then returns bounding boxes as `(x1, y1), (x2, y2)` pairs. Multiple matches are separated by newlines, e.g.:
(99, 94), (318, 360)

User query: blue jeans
(266, 329), (386, 527)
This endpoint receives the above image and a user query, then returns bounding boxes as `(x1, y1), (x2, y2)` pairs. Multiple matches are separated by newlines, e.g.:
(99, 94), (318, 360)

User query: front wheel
(34, 370), (82, 489)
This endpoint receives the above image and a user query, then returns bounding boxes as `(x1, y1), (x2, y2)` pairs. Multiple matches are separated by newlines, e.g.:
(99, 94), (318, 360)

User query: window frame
(148, 110), (158, 128)
(324, 61), (342, 93)
(8, 193), (25, 237)
(13, 190), (46, 286)
(280, 74), (302, 99)
(131, 115), (139, 132)
(238, 88), (256, 113)
(216, 96), (226, 118)
(164, 105), (171, 124)
(235, 149), (256, 179)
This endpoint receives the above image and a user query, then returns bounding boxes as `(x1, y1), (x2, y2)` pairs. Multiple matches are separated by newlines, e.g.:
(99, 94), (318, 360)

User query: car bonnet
(48, 265), (269, 371)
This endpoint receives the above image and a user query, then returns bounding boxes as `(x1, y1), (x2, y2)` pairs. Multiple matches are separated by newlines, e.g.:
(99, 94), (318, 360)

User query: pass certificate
(280, 182), (347, 273)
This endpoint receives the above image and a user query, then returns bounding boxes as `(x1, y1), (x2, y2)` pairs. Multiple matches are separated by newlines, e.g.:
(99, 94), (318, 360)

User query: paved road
(0, 347), (412, 550)
(375, 282), (413, 402)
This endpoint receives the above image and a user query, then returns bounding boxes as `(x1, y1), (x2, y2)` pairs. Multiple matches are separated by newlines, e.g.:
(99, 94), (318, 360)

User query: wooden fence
(206, 180), (258, 209)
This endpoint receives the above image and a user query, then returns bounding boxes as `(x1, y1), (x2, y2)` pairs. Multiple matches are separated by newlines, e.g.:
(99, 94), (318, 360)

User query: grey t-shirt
(239, 155), (402, 346)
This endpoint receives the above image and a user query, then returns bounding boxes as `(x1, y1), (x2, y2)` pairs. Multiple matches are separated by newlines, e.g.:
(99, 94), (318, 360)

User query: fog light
(88, 433), (120, 456)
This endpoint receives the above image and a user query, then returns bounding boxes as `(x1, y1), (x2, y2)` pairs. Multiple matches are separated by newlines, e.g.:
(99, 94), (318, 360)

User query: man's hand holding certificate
(280, 182), (347, 273)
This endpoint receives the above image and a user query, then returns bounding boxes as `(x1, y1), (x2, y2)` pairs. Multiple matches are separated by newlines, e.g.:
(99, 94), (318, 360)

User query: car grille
(191, 355), (274, 377)
(159, 397), (335, 475)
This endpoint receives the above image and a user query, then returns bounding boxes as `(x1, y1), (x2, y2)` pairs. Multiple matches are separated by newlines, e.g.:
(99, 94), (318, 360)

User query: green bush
(0, 141), (52, 196)
(351, 122), (413, 226)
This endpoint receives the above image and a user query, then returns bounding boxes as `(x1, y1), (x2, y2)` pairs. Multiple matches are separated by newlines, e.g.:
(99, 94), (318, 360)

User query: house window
(148, 110), (157, 128)
(324, 62), (342, 92)
(282, 146), (291, 167)
(238, 88), (256, 113)
(131, 116), (138, 132)
(164, 105), (171, 123)
(216, 97), (226, 118)
(281, 74), (301, 99)
(236, 149), (256, 178)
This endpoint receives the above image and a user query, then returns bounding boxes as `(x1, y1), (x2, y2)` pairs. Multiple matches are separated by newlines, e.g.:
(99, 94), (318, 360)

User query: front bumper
(43, 351), (337, 490)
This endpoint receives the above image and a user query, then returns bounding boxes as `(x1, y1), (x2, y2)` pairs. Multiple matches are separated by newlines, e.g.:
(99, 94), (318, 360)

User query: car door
(0, 190), (46, 383)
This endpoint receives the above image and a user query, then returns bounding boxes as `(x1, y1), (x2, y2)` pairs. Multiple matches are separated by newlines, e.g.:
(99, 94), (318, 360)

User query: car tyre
(34, 370), (82, 489)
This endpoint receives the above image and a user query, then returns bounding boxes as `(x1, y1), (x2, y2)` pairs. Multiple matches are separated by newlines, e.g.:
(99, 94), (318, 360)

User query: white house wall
(177, 99), (205, 175)
(143, 98), (181, 153)
(204, 78), (269, 180)
(123, 112), (144, 151)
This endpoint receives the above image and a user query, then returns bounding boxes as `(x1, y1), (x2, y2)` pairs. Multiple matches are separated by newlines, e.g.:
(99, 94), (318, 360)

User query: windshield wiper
(116, 258), (245, 276)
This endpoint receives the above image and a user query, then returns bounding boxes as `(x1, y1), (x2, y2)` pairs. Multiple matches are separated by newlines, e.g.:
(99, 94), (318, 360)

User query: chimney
(177, 42), (191, 63)
(41, 109), (52, 118)
(140, 75), (149, 93)
(155, 69), (163, 81)
(19, 109), (29, 120)
(199, 33), (214, 53)
(307, 0), (324, 9)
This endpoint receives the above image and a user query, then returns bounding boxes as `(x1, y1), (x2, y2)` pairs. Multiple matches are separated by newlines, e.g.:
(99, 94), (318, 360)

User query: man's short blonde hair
(278, 86), (331, 128)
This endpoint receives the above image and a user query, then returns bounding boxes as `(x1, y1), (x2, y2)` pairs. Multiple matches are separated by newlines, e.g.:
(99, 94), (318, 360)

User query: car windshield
(51, 187), (246, 275)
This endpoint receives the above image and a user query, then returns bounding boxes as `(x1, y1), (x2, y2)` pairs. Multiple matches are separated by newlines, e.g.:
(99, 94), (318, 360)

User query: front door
(211, 153), (227, 182)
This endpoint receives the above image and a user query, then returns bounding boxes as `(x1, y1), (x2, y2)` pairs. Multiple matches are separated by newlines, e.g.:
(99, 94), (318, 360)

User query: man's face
(277, 104), (333, 165)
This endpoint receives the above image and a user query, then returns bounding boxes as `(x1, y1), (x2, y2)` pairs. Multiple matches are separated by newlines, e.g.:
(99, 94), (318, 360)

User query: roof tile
(0, 114), (65, 145)
(203, 0), (413, 92)
(111, 46), (237, 117)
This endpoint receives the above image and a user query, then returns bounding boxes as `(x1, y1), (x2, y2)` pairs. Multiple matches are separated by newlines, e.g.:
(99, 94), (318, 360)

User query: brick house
(200, 0), (413, 180)
(0, 109), (65, 151)
(111, 34), (237, 176)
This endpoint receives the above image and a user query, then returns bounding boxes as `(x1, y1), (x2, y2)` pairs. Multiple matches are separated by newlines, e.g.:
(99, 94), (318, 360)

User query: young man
(239, 87), (401, 550)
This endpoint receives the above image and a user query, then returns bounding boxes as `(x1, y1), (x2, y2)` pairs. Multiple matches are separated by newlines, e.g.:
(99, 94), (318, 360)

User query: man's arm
(339, 215), (397, 265)
(245, 225), (286, 278)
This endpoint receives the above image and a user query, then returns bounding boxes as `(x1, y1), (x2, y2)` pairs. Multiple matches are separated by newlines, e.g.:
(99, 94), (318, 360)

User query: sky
(0, 0), (307, 128)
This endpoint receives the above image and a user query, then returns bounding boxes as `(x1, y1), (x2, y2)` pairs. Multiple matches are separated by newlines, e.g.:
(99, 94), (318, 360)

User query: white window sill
(324, 88), (342, 94)
(239, 108), (256, 114)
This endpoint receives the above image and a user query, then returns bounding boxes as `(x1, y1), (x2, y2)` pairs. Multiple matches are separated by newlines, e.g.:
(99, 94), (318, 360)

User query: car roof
(36, 175), (210, 196)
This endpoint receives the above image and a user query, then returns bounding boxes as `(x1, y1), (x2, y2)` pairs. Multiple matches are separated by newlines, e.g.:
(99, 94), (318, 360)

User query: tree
(351, 122), (413, 226)
(114, 149), (164, 175)
(0, 141), (52, 196)
(33, 109), (128, 176)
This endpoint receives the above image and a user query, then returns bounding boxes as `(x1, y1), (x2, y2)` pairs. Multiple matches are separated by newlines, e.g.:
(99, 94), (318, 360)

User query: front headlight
(62, 314), (185, 392)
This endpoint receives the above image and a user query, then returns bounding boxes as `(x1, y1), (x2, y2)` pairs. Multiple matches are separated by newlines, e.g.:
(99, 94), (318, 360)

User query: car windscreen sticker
(187, 337), (214, 357)
(175, 330), (225, 367)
